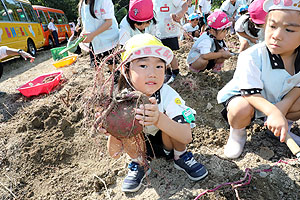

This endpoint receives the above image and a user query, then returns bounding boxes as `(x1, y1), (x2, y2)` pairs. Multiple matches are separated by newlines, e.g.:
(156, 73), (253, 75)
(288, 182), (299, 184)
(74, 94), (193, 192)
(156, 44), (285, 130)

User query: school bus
(0, 0), (44, 57)
(33, 5), (72, 48)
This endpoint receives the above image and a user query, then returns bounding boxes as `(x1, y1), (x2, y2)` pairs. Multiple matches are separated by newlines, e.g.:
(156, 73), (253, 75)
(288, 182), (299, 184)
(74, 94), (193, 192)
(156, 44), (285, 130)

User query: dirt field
(0, 38), (299, 200)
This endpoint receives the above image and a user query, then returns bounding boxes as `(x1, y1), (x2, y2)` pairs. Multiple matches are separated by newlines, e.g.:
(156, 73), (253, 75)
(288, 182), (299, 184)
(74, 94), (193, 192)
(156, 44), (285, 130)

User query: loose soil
(0, 37), (299, 200)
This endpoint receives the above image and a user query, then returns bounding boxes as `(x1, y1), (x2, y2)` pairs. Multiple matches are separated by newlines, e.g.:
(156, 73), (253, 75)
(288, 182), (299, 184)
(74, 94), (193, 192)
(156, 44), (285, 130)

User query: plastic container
(50, 46), (68, 61)
(17, 71), (63, 97)
(52, 55), (78, 68)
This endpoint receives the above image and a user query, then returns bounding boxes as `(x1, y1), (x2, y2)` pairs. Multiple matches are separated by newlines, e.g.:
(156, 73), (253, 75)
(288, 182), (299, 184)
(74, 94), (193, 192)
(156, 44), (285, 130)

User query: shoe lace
(128, 162), (139, 177)
(184, 152), (198, 167)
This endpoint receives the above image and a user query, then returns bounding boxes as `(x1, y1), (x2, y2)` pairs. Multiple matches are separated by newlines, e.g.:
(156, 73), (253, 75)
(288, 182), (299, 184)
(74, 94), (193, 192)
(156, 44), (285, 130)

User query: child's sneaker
(121, 162), (151, 193)
(174, 151), (208, 181)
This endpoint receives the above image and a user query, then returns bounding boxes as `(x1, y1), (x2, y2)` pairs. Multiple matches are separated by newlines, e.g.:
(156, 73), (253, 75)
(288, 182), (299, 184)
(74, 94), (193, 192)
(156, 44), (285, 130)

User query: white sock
(287, 120), (300, 146)
(163, 148), (171, 156)
(224, 127), (247, 159)
(174, 148), (186, 160)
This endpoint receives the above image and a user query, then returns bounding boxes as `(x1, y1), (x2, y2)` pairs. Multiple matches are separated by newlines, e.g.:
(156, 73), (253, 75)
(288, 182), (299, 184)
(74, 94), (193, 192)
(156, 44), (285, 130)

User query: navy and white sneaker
(174, 151), (208, 181)
(122, 162), (151, 193)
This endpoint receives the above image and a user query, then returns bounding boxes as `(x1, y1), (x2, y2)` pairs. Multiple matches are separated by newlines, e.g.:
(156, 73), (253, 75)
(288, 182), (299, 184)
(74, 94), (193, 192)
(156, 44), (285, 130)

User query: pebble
(259, 171), (268, 178)
(259, 147), (274, 160)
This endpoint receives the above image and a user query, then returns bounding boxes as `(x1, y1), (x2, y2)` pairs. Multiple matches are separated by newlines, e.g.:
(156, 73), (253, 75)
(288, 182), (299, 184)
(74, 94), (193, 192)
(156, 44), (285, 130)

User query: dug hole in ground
(0, 36), (299, 199)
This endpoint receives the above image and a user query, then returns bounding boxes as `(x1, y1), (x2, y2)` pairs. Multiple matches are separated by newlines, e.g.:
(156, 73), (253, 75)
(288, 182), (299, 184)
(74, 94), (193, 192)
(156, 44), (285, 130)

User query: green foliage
(115, 7), (127, 23)
(212, 0), (224, 11)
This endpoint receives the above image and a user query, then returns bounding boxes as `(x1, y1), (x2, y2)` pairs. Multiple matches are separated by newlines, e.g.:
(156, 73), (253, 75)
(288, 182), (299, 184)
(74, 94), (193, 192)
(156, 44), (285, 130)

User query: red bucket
(17, 71), (62, 97)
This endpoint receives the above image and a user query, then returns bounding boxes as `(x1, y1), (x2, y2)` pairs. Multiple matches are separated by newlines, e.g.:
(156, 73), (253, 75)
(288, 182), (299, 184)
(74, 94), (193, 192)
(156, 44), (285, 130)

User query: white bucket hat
(264, 0), (300, 12)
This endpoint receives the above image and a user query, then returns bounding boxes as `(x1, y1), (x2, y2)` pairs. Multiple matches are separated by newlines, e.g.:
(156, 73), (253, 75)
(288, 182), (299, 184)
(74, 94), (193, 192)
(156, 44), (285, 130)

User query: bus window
(48, 12), (58, 23)
(3, 0), (21, 21)
(62, 14), (68, 24)
(43, 11), (49, 22)
(56, 13), (63, 24)
(0, 2), (10, 21)
(38, 10), (47, 24)
(16, 8), (26, 22)
(21, 3), (37, 22)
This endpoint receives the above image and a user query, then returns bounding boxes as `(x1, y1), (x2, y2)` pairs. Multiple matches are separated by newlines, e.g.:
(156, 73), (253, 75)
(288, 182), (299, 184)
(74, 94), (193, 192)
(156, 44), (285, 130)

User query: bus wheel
(27, 40), (37, 56)
(48, 37), (54, 49)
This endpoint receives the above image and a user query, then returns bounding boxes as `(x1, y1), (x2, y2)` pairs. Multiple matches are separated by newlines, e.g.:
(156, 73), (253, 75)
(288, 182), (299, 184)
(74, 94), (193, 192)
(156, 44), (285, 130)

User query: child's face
(265, 10), (300, 57)
(213, 29), (228, 40)
(134, 21), (151, 32)
(128, 57), (165, 96)
(190, 19), (199, 27)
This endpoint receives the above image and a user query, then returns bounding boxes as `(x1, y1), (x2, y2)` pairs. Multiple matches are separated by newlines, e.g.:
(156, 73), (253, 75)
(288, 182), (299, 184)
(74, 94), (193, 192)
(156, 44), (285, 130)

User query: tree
(31, 0), (80, 22)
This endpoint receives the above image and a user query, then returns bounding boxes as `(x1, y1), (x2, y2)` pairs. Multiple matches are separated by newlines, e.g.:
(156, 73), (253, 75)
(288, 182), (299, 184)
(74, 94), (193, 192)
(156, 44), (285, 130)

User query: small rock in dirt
(259, 171), (268, 178)
(45, 117), (59, 130)
(16, 124), (27, 133)
(31, 117), (44, 129)
(206, 102), (213, 110)
(60, 119), (72, 131)
(258, 147), (274, 160)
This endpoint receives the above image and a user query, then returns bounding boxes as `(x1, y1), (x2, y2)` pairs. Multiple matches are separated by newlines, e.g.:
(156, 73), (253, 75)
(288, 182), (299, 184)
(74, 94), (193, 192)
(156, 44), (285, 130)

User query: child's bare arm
(171, 2), (188, 22)
(82, 19), (112, 43)
(275, 87), (300, 116)
(237, 32), (257, 43)
(244, 94), (288, 142)
(135, 97), (192, 144)
(201, 50), (231, 60)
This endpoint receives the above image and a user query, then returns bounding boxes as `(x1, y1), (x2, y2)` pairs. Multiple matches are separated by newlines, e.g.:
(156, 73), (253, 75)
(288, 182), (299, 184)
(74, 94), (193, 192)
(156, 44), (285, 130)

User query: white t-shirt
(153, 0), (186, 39)
(187, 32), (226, 64)
(119, 16), (157, 46)
(187, 5), (196, 15)
(235, 14), (264, 44)
(48, 22), (57, 32)
(220, 0), (241, 18)
(81, 0), (119, 54)
(217, 42), (300, 117)
(183, 23), (199, 33)
(198, 0), (211, 14)
(144, 84), (196, 136)
(0, 46), (7, 59)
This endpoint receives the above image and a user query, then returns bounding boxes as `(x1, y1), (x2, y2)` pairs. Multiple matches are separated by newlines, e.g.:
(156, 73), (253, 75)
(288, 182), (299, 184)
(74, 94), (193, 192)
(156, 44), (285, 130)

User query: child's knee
(227, 97), (254, 122)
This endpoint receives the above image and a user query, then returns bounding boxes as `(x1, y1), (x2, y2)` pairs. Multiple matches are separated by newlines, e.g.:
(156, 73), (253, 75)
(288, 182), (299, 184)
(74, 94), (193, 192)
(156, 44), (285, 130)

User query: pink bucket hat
(264, 0), (300, 12)
(129, 0), (154, 22)
(248, 0), (267, 24)
(207, 11), (232, 30)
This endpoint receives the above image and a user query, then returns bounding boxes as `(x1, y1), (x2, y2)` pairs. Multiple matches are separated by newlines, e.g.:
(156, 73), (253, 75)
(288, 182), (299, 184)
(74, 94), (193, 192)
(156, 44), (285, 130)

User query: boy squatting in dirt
(217, 0), (300, 159)
(96, 33), (208, 193)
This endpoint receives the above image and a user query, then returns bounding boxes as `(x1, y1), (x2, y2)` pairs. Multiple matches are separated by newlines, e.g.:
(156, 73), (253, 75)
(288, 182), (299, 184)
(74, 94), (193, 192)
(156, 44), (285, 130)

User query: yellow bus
(0, 0), (45, 57)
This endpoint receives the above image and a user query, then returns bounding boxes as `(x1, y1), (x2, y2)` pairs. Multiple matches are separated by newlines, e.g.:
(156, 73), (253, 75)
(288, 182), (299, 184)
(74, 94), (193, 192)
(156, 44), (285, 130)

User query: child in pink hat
(187, 11), (232, 72)
(119, 0), (157, 46)
(235, 0), (267, 52)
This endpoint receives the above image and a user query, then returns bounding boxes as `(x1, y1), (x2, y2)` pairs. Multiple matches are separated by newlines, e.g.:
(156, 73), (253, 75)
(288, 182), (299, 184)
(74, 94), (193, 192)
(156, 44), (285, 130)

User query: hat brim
(128, 13), (154, 22)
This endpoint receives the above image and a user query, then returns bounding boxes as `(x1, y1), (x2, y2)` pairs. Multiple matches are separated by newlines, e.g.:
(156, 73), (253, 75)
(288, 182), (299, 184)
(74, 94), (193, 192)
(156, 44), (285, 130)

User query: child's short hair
(126, 15), (157, 30)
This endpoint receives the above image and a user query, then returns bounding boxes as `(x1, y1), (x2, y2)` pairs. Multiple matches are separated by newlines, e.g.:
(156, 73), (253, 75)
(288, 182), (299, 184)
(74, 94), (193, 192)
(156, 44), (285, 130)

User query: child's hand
(82, 32), (95, 43)
(265, 111), (288, 142)
(249, 38), (258, 44)
(171, 13), (181, 23)
(221, 50), (232, 59)
(135, 97), (160, 126)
